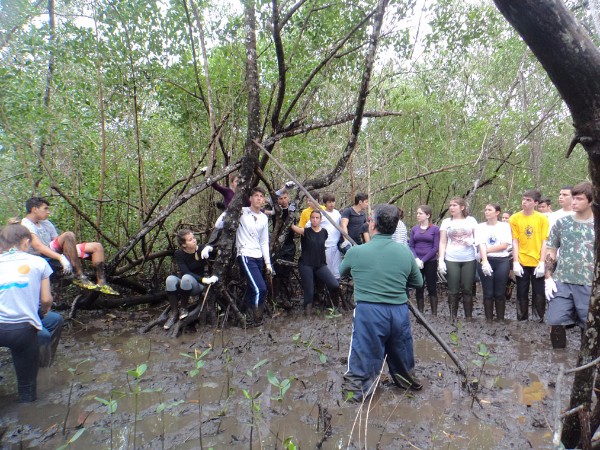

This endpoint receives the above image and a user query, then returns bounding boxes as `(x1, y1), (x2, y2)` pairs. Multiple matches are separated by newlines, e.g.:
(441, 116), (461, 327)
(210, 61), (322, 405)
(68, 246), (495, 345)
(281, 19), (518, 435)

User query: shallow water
(0, 305), (579, 449)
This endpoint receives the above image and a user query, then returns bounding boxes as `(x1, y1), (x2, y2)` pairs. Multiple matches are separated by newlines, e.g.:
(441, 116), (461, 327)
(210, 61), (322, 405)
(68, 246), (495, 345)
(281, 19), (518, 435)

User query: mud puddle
(0, 301), (580, 449)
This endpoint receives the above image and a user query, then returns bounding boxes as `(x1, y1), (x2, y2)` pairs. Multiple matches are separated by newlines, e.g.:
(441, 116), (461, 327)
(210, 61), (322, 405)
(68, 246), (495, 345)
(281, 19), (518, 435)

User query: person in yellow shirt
(509, 189), (549, 322)
(298, 191), (325, 228)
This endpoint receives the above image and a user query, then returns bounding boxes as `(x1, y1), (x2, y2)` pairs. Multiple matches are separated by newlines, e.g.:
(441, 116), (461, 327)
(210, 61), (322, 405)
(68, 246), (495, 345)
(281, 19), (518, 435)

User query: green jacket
(339, 234), (423, 304)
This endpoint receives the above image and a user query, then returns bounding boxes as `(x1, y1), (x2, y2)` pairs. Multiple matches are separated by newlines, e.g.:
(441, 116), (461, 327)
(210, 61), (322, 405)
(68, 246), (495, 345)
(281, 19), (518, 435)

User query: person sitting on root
(164, 229), (219, 330)
(0, 224), (56, 402)
(291, 210), (341, 314)
(21, 197), (119, 295)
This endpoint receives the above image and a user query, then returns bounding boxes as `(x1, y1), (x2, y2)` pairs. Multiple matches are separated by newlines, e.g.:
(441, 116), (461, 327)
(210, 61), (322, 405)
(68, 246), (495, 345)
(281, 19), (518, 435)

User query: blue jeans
(343, 302), (414, 401)
(38, 312), (63, 367)
(477, 256), (511, 299)
(0, 322), (39, 402)
(237, 256), (267, 309)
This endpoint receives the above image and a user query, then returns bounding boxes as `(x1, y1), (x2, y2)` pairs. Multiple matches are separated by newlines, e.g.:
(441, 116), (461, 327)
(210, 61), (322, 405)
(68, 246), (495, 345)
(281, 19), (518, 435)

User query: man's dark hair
(250, 187), (266, 196)
(571, 181), (593, 202)
(561, 185), (573, 192)
(322, 192), (335, 203)
(0, 224), (31, 252)
(354, 193), (368, 205)
(372, 204), (399, 235)
(308, 191), (320, 202)
(539, 198), (551, 206)
(522, 189), (541, 203)
(25, 197), (50, 213)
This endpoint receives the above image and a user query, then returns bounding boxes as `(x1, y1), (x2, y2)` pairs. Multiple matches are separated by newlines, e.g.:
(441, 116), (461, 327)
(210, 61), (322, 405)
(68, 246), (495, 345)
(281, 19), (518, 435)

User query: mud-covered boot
(179, 290), (191, 320)
(483, 298), (494, 321)
(495, 297), (506, 321)
(429, 296), (438, 316)
(252, 304), (264, 326)
(463, 293), (473, 318)
(304, 303), (313, 316)
(550, 326), (567, 349)
(416, 296), (425, 313)
(448, 294), (459, 320)
(516, 295), (529, 321)
(329, 287), (341, 308)
(533, 294), (546, 323)
(164, 293), (179, 330)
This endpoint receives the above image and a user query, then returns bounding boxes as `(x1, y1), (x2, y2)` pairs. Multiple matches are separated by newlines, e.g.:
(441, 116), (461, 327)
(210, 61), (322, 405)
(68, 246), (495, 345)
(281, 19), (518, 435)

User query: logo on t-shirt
(525, 225), (534, 239)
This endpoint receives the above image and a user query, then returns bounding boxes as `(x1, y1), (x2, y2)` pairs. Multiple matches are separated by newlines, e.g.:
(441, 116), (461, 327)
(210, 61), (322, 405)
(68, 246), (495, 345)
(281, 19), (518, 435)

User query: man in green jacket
(340, 204), (423, 403)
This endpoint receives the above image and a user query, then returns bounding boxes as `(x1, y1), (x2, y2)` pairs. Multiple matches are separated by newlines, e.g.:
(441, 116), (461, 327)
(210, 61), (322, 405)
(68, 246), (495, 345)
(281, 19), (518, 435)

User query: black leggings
(416, 259), (438, 299)
(298, 264), (339, 306)
(0, 322), (39, 402)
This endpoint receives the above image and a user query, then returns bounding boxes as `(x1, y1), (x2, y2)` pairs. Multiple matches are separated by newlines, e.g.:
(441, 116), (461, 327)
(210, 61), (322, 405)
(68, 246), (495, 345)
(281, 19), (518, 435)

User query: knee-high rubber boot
(463, 293), (473, 318)
(516, 295), (529, 321)
(550, 326), (567, 349)
(94, 262), (107, 285)
(448, 294), (459, 320)
(429, 296), (438, 316)
(179, 290), (191, 319)
(329, 287), (341, 308)
(164, 293), (179, 330)
(416, 295), (425, 313)
(495, 297), (506, 321)
(533, 294), (546, 323)
(483, 298), (494, 321)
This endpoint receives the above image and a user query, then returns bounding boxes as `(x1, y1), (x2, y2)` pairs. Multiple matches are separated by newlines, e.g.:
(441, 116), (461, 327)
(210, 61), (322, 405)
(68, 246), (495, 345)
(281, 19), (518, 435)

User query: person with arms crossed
(544, 182), (594, 348)
(340, 204), (423, 403)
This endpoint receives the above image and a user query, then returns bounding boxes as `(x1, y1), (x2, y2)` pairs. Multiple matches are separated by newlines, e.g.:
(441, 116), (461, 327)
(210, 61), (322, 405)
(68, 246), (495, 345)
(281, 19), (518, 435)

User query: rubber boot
(463, 293), (473, 318)
(516, 295), (529, 321)
(179, 290), (191, 320)
(164, 293), (179, 330)
(416, 296), (425, 313)
(483, 298), (494, 321)
(550, 326), (567, 349)
(448, 294), (459, 320)
(429, 296), (438, 316)
(94, 262), (107, 285)
(495, 297), (506, 321)
(252, 303), (264, 326)
(304, 303), (313, 316)
(533, 294), (546, 323)
(329, 287), (341, 308)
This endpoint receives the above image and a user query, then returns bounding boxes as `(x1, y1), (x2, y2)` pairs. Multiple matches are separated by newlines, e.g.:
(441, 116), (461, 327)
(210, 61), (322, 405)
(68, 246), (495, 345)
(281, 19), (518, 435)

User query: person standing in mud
(409, 205), (440, 315)
(0, 224), (54, 402)
(438, 197), (478, 319)
(509, 190), (549, 322)
(544, 182), (594, 349)
(475, 204), (513, 321)
(271, 188), (297, 309)
(340, 204), (423, 403)
(212, 187), (272, 326)
(291, 210), (340, 314)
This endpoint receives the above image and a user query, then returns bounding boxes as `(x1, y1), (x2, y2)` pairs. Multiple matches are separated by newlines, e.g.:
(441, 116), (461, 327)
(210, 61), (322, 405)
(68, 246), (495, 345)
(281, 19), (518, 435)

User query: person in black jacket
(164, 229), (218, 330)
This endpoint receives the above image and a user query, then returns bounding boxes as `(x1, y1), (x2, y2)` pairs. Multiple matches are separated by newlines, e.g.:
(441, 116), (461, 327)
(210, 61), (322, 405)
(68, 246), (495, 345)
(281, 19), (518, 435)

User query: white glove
(284, 181), (296, 189)
(534, 261), (545, 278)
(438, 260), (447, 275)
(513, 262), (524, 277)
(201, 245), (213, 259)
(59, 255), (72, 274)
(545, 277), (558, 301)
(265, 263), (273, 275)
(481, 261), (493, 277)
(201, 275), (219, 285)
(340, 240), (351, 249)
(415, 258), (424, 269)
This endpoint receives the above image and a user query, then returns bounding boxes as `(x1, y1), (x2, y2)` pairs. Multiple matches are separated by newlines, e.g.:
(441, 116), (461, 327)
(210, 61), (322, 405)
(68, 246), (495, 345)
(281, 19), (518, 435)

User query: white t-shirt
(548, 209), (575, 230)
(316, 209), (341, 248)
(0, 250), (52, 330)
(440, 216), (478, 262)
(21, 217), (58, 252)
(475, 221), (512, 258)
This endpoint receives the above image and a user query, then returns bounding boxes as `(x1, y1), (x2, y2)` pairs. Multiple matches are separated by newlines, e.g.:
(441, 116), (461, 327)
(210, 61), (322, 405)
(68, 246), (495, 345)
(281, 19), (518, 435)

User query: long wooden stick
(255, 140), (473, 389)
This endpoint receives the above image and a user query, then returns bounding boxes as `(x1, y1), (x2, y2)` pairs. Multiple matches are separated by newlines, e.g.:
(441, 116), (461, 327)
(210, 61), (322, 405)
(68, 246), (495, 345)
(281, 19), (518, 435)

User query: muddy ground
(0, 292), (588, 449)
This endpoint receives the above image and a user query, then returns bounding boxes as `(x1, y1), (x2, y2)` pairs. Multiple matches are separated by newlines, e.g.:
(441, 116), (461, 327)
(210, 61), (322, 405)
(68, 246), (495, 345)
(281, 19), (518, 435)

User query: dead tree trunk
(493, 1), (600, 447)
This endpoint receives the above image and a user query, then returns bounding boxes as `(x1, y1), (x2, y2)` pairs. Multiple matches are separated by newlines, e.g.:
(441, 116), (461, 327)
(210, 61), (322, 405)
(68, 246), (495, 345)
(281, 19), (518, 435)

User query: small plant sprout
(180, 348), (212, 448)
(63, 359), (91, 436)
(267, 370), (294, 403)
(243, 359), (269, 447)
(127, 363), (149, 450)
(56, 428), (86, 450)
(156, 400), (184, 450)
(283, 436), (298, 450)
(470, 342), (497, 407)
(292, 333), (328, 364)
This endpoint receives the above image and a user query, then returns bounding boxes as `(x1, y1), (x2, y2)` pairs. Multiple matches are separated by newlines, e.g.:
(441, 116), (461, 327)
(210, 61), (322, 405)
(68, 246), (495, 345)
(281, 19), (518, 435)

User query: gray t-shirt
(21, 217), (58, 253)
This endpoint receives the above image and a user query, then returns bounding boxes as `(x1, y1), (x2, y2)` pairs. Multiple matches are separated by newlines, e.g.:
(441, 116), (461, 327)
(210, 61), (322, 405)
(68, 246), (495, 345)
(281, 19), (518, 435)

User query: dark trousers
(0, 322), (39, 402)
(478, 256), (511, 298)
(416, 259), (438, 299)
(343, 302), (414, 401)
(516, 266), (545, 321)
(237, 255), (267, 309)
(298, 264), (339, 306)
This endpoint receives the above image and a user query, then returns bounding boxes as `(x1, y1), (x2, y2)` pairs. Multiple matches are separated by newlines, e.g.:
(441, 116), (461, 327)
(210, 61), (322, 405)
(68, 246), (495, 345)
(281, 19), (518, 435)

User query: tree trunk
(493, 1), (600, 447)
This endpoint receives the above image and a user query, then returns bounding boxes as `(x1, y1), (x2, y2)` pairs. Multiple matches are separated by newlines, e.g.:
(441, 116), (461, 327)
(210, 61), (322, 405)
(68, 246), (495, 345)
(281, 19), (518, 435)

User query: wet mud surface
(0, 294), (582, 449)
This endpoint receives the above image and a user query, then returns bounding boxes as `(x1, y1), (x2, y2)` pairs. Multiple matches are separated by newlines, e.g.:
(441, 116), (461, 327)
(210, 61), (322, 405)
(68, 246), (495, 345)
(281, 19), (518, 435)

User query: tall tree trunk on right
(493, 1), (600, 447)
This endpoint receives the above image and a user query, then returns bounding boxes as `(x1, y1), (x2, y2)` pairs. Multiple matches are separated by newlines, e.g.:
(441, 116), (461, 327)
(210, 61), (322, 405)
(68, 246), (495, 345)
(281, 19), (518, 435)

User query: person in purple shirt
(409, 205), (440, 314)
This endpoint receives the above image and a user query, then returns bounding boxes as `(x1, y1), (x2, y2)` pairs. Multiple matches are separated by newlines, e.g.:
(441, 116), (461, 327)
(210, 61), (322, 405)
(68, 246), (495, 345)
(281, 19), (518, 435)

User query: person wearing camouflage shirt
(544, 181), (595, 349)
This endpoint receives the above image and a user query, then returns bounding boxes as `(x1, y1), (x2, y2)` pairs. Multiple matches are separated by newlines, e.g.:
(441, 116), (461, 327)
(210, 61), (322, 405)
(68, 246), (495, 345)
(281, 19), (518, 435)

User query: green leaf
(156, 403), (166, 413)
(319, 353), (327, 364)
(253, 359), (269, 371)
(292, 333), (301, 343)
(267, 370), (279, 386)
(450, 333), (459, 345)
